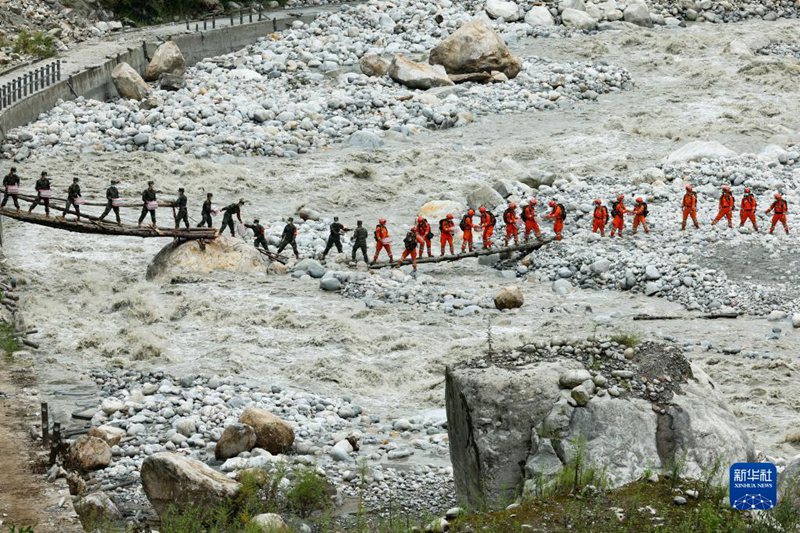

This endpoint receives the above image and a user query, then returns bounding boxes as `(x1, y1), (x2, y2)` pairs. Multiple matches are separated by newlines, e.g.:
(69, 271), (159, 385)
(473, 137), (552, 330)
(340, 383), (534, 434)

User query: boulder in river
(68, 435), (112, 472)
(146, 237), (267, 280)
(111, 62), (150, 101)
(145, 41), (187, 81)
(429, 20), (522, 80)
(389, 54), (454, 90)
(239, 407), (295, 455)
(215, 423), (257, 460)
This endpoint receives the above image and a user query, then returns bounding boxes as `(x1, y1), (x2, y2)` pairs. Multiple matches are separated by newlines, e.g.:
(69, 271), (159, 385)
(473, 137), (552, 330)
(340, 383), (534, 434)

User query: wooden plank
(369, 238), (552, 269)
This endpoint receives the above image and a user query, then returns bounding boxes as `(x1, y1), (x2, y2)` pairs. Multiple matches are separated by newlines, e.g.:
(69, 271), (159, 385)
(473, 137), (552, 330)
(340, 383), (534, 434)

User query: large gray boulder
(215, 423), (257, 460)
(623, 3), (653, 27)
(141, 452), (241, 516)
(665, 141), (737, 164)
(146, 237), (267, 280)
(145, 41), (187, 81)
(466, 185), (504, 210)
(389, 54), (454, 90)
(561, 8), (597, 29)
(111, 62), (149, 101)
(429, 20), (522, 80)
(446, 341), (754, 508)
(239, 407), (295, 455)
(779, 456), (800, 509)
(359, 53), (389, 77)
(485, 0), (521, 21)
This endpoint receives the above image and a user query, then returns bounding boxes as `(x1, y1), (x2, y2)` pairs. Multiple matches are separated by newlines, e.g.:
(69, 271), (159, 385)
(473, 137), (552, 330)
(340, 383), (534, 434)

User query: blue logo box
(730, 462), (777, 510)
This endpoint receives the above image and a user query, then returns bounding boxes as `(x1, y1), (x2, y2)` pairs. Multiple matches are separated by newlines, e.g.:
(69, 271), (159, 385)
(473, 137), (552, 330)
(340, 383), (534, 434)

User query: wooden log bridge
(369, 238), (553, 269)
(0, 207), (217, 239)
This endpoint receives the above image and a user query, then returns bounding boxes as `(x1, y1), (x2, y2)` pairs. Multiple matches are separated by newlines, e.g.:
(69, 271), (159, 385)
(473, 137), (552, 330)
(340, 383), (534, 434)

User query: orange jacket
(375, 224), (389, 240)
(481, 212), (495, 227)
(593, 206), (608, 221)
(634, 204), (647, 217)
(719, 192), (734, 209)
(546, 205), (563, 220)
(416, 218), (431, 236)
(682, 192), (697, 209)
(612, 201), (627, 218)
(522, 205), (536, 221)
(768, 199), (788, 215)
(441, 219), (455, 235)
(503, 208), (517, 225)
(741, 194), (757, 212)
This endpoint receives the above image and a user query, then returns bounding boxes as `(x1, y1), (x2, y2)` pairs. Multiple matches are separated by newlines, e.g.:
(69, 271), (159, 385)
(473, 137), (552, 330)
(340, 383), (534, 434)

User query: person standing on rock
(478, 206), (496, 249)
(351, 220), (369, 264)
(632, 197), (650, 236)
(439, 213), (456, 256)
(503, 202), (520, 246)
(1, 166), (21, 210)
(397, 227), (419, 271)
(28, 171), (51, 217)
(766, 192), (789, 234)
(197, 193), (214, 228)
(99, 179), (122, 224)
(740, 188), (758, 231)
(321, 216), (348, 261)
(460, 209), (475, 252)
(62, 177), (82, 220)
(371, 218), (393, 264)
(521, 199), (541, 241)
(609, 194), (631, 238)
(277, 217), (300, 259)
(592, 199), (608, 237)
(415, 216), (433, 257)
(138, 181), (158, 226)
(173, 188), (189, 229)
(681, 184), (700, 231)
(219, 199), (245, 236)
(245, 219), (270, 250)
(711, 185), (735, 229)
(545, 200), (565, 241)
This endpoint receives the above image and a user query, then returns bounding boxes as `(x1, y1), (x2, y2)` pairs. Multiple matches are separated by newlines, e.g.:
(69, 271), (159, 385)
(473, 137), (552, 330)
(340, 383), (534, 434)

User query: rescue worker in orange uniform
(439, 213), (456, 256)
(545, 200), (565, 240)
(632, 197), (650, 235)
(371, 218), (394, 264)
(681, 184), (699, 231)
(740, 188), (758, 231)
(711, 185), (735, 228)
(609, 194), (630, 238)
(503, 202), (519, 246)
(521, 199), (541, 241)
(416, 216), (433, 257)
(766, 192), (789, 234)
(592, 199), (608, 237)
(460, 209), (475, 252)
(397, 227), (419, 271)
(478, 206), (496, 249)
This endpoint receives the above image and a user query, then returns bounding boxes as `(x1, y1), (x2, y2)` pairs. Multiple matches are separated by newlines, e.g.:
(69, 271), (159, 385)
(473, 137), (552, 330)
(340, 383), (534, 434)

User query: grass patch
(286, 467), (332, 518)
(610, 332), (641, 348)
(0, 322), (20, 360)
(12, 30), (56, 59)
(100, 0), (288, 25)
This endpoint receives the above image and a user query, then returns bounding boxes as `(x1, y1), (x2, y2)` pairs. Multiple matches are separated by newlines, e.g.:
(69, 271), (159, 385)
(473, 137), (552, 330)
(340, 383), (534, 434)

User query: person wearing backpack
(521, 199), (541, 241)
(592, 199), (609, 237)
(766, 192), (789, 234)
(460, 209), (475, 252)
(632, 197), (650, 235)
(610, 194), (631, 238)
(503, 202), (520, 246)
(371, 218), (394, 264)
(439, 213), (456, 256)
(478, 206), (496, 249)
(415, 216), (433, 257)
(397, 227), (419, 271)
(545, 200), (565, 240)
(711, 185), (735, 229)
(740, 188), (758, 231)
(681, 184), (700, 231)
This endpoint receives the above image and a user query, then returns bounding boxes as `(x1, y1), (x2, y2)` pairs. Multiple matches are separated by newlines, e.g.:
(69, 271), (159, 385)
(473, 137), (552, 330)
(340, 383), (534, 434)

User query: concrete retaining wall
(0, 10), (320, 141)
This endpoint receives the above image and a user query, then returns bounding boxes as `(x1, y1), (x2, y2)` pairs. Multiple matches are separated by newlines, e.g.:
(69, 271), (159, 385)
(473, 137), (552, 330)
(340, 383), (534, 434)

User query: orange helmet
(417, 216), (424, 223)
(617, 194), (624, 200)
(548, 200), (556, 207)
(379, 218), (386, 225)
(775, 192), (782, 199)
(410, 226), (417, 232)
(468, 209), (475, 216)
(529, 198), (537, 205)
(593, 199), (601, 205)
(722, 185), (730, 191)
(744, 187), (751, 193)
(446, 213), (454, 219)
(478, 206), (486, 213)
(686, 184), (693, 191)
(509, 202), (516, 209)
(636, 197), (643, 203)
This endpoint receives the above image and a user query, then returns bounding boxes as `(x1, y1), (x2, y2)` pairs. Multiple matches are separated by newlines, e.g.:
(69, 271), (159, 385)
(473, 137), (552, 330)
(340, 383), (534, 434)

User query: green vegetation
(286, 467), (332, 518)
(7, 526), (36, 533)
(12, 30), (57, 59)
(0, 322), (20, 360)
(610, 331), (642, 348)
(100, 0), (288, 25)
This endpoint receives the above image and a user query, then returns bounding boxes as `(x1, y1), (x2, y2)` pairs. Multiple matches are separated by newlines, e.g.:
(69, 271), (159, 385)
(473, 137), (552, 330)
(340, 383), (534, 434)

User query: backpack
(459, 216), (469, 231)
(374, 227), (380, 242)
(611, 201), (620, 216)
(439, 219), (446, 231)
(641, 203), (649, 217)
(486, 212), (496, 226)
(404, 232), (417, 248)
(557, 203), (567, 221)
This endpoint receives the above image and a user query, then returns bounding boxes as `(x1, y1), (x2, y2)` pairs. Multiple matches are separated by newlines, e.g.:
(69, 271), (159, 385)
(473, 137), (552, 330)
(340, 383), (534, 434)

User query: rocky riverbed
(2, 3), (800, 531)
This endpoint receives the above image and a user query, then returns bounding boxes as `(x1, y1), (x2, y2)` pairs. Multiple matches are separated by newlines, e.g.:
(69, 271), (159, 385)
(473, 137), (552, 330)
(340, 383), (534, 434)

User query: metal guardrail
(182, 6), (282, 32)
(0, 60), (62, 112)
